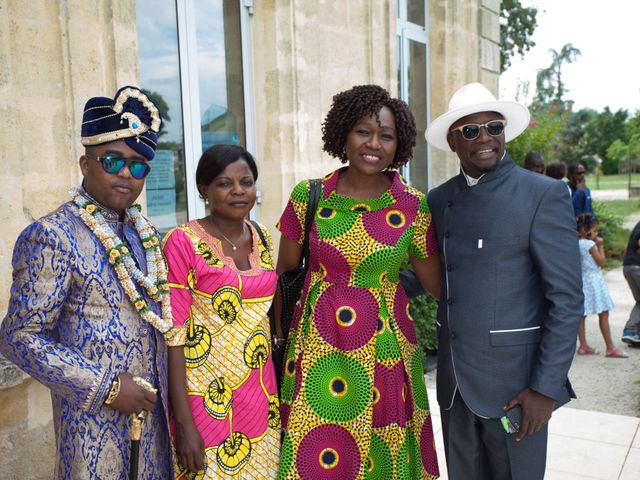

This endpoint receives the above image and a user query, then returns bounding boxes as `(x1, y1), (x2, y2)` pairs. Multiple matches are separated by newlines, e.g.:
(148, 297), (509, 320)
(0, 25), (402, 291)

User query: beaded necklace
(69, 186), (173, 334)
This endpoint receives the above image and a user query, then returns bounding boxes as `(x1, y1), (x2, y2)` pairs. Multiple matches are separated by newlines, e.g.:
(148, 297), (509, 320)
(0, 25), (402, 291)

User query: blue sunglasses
(86, 153), (151, 179)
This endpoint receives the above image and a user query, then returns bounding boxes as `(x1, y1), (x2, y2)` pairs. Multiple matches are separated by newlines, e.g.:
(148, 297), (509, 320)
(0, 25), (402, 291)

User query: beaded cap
(80, 86), (163, 161)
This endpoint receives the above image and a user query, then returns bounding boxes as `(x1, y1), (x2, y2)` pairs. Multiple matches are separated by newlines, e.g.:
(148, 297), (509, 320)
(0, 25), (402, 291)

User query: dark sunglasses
(449, 119), (507, 140)
(85, 153), (151, 179)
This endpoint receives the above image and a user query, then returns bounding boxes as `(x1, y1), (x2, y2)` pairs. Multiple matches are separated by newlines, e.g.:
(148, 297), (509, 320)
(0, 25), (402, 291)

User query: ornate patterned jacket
(0, 191), (173, 479)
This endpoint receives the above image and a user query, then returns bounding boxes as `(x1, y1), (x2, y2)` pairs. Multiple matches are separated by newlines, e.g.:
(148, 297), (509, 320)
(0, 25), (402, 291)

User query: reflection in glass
(194, 0), (246, 151)
(136, 0), (188, 231)
(406, 41), (428, 193)
(407, 0), (425, 27)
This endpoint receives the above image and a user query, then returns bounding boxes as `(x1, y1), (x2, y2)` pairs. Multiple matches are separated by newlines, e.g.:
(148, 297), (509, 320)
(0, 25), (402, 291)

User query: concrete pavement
(424, 266), (640, 479)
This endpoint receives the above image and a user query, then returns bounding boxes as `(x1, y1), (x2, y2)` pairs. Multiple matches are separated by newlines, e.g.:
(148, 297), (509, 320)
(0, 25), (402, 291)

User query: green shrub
(400, 259), (439, 353)
(409, 293), (439, 353)
(593, 201), (628, 265)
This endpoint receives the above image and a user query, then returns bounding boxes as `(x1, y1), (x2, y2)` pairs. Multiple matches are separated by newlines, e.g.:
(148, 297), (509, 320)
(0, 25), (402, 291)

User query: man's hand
(504, 388), (555, 442)
(174, 420), (206, 473)
(108, 372), (156, 415)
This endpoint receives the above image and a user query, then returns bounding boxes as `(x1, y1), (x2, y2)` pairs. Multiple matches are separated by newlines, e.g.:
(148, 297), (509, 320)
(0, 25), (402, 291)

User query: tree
(584, 107), (629, 173)
(506, 110), (567, 165)
(606, 139), (629, 173)
(627, 132), (640, 173)
(142, 89), (171, 138)
(500, 0), (538, 73)
(555, 108), (597, 168)
(534, 43), (581, 109)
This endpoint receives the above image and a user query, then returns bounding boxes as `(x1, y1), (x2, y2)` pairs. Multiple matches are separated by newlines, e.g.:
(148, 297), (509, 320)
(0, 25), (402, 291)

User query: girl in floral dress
(163, 145), (280, 478)
(275, 85), (441, 479)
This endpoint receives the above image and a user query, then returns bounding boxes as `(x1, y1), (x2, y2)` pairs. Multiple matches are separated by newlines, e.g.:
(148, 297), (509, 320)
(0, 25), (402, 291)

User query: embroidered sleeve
(0, 219), (112, 413)
(277, 180), (310, 245)
(409, 193), (438, 260)
(162, 227), (195, 345)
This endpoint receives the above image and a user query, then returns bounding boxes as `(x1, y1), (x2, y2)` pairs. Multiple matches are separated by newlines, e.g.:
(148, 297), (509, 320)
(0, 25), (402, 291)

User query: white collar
(460, 151), (506, 186)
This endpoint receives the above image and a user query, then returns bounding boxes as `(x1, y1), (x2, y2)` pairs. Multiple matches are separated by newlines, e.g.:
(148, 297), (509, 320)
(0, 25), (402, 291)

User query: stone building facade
(0, 1), (500, 476)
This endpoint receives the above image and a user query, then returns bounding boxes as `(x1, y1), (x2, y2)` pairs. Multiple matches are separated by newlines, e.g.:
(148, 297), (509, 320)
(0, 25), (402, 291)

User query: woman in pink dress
(163, 144), (280, 479)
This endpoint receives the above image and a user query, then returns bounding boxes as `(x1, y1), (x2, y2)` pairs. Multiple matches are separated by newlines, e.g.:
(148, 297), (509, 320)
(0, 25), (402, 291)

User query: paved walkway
(427, 388), (639, 479)
(591, 189), (629, 201)
(425, 267), (640, 479)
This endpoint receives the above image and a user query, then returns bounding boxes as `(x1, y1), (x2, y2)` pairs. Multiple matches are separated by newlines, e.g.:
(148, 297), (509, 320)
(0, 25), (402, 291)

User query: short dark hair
(524, 151), (544, 168)
(321, 85), (417, 169)
(195, 144), (258, 193)
(576, 213), (598, 231)
(567, 162), (584, 176)
(545, 162), (567, 180)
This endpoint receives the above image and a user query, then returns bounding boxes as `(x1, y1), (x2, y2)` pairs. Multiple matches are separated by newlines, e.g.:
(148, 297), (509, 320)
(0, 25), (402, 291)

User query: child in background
(576, 214), (628, 357)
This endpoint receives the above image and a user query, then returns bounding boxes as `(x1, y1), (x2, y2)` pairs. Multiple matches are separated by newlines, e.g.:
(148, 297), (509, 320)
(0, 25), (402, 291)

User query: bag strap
(300, 178), (321, 268)
(250, 220), (268, 250)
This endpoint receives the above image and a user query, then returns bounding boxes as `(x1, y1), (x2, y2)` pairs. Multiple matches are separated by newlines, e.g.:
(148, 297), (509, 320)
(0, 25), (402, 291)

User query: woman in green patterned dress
(275, 85), (441, 479)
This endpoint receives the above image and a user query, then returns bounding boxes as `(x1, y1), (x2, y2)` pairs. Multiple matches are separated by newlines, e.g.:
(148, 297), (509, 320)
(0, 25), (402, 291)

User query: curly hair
(321, 85), (417, 169)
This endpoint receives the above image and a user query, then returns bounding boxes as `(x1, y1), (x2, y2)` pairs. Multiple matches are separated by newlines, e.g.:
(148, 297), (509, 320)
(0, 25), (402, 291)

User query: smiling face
(79, 139), (147, 213)
(199, 158), (257, 221)
(344, 106), (398, 176)
(446, 111), (506, 179)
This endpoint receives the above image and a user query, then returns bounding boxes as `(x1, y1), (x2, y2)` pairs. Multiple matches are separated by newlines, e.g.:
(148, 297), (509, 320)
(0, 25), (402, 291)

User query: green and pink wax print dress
(276, 168), (439, 479)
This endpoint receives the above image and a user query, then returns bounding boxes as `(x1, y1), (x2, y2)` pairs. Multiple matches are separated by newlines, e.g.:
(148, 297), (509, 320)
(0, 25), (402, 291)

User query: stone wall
(250, 0), (398, 233)
(427, 0), (501, 187)
(0, 1), (140, 477)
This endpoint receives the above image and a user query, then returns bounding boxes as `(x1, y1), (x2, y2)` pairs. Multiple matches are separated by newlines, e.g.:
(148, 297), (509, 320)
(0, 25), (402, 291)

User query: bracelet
(104, 375), (121, 405)
(132, 376), (157, 394)
(272, 337), (285, 350)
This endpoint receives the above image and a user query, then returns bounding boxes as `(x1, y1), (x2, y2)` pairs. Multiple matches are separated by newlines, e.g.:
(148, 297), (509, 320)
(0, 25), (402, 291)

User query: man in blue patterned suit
(0, 86), (180, 478)
(425, 83), (583, 479)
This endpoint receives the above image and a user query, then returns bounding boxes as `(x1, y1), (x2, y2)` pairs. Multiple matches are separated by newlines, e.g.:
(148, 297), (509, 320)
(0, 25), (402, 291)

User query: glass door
(136, 0), (253, 228)
(397, 0), (430, 192)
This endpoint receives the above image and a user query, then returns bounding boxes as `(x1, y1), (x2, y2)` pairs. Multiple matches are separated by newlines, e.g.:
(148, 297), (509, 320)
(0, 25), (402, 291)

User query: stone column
(427, 0), (500, 187)
(249, 0), (397, 232)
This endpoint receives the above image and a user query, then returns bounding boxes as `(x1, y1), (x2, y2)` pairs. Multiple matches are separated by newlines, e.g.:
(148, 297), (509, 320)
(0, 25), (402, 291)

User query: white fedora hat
(425, 82), (530, 151)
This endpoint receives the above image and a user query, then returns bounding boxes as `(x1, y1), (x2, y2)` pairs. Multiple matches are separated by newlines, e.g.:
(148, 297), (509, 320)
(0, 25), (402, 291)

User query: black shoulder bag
(272, 178), (321, 389)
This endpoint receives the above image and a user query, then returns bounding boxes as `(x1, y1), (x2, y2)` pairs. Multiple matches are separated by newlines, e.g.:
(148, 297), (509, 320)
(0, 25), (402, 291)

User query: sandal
(577, 345), (599, 355)
(605, 347), (628, 358)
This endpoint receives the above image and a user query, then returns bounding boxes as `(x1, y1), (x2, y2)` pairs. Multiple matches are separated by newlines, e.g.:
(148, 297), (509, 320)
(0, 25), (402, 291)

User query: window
(136, 0), (252, 229)
(136, 0), (187, 230)
(397, 0), (430, 192)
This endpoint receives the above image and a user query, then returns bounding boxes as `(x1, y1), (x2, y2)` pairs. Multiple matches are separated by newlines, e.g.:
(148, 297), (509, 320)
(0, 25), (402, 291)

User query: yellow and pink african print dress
(163, 220), (280, 479)
(277, 168), (439, 480)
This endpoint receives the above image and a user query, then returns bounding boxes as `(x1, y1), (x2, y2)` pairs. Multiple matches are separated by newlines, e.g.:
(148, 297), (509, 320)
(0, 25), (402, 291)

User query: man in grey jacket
(425, 83), (583, 479)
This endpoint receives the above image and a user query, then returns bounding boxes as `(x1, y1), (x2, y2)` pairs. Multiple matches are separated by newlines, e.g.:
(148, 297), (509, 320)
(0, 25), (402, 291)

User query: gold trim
(82, 128), (145, 146)
(113, 87), (161, 132)
(82, 112), (119, 125)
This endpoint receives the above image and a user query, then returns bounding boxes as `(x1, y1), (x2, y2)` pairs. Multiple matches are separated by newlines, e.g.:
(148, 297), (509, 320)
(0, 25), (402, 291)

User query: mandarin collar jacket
(427, 154), (583, 418)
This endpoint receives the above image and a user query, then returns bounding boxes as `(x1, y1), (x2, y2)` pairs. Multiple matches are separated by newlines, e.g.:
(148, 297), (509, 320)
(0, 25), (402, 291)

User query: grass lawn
(587, 173), (640, 190)
(597, 199), (640, 218)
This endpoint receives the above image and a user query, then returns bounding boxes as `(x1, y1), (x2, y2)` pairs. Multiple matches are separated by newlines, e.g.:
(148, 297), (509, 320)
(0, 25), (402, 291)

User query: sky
(499, 0), (640, 114)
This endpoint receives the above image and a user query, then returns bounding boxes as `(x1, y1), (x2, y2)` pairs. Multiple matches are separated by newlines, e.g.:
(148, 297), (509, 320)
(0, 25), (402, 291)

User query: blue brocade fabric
(0, 200), (173, 479)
